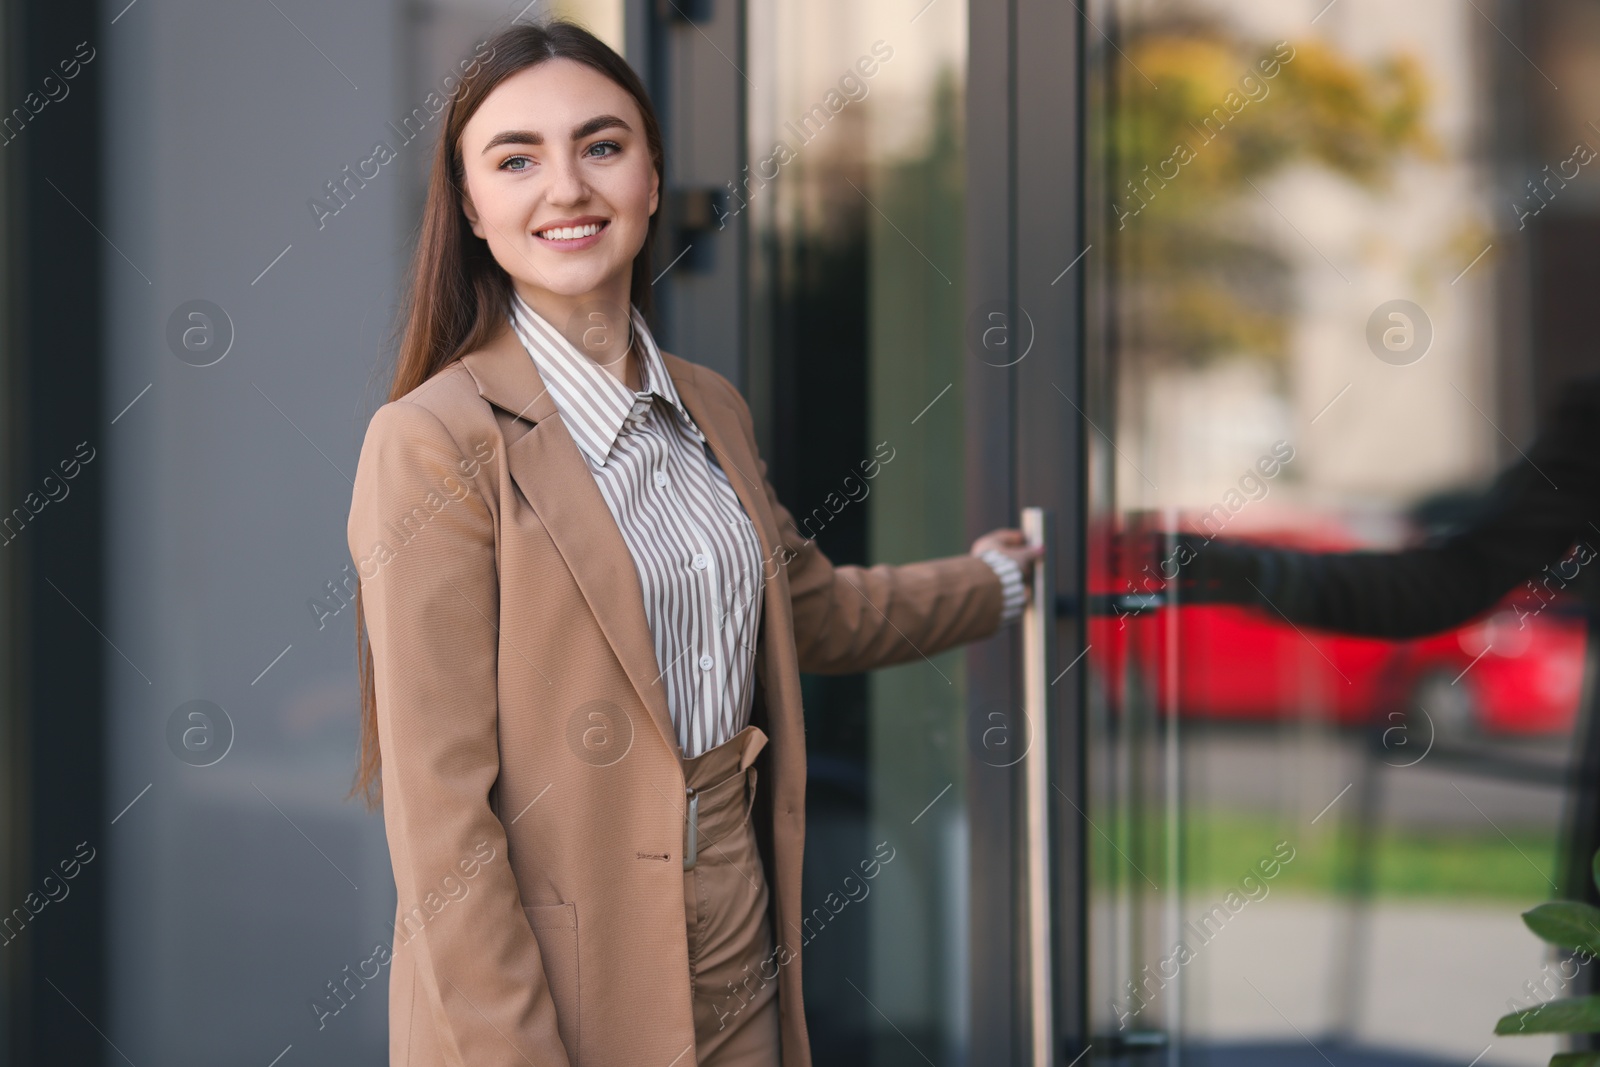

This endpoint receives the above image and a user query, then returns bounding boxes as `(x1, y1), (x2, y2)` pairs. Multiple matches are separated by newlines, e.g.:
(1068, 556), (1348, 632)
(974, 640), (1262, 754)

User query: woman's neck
(513, 279), (638, 390)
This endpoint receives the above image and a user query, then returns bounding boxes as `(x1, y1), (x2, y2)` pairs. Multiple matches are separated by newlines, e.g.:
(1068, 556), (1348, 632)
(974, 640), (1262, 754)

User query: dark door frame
(631, 0), (749, 397)
(2, 1), (108, 1064)
(968, 0), (1089, 1063)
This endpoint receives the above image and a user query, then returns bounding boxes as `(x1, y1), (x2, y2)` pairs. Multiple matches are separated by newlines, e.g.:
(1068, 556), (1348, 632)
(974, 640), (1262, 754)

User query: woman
(346, 19), (1040, 1067)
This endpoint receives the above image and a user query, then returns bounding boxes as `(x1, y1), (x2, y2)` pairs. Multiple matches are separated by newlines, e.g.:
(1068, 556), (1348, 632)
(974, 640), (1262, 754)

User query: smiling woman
(449, 57), (662, 379)
(344, 16), (1035, 1067)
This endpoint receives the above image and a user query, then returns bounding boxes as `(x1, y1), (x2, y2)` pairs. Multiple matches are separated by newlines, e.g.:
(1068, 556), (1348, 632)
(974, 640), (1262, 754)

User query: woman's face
(458, 58), (658, 317)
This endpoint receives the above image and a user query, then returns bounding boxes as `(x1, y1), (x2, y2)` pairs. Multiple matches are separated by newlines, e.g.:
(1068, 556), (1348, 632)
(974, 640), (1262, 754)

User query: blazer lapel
(461, 321), (681, 760)
(663, 355), (783, 692)
(662, 356), (782, 588)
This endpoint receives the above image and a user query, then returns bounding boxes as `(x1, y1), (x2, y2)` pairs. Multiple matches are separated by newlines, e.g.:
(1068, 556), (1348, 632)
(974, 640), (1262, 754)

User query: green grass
(1088, 810), (1562, 903)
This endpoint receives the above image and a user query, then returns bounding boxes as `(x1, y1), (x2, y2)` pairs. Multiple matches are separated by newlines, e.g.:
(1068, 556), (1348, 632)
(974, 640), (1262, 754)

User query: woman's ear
(461, 185), (486, 240)
(648, 167), (659, 217)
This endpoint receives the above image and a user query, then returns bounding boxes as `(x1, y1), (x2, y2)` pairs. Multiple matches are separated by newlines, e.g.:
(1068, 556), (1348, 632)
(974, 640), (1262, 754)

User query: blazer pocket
(523, 902), (580, 1064)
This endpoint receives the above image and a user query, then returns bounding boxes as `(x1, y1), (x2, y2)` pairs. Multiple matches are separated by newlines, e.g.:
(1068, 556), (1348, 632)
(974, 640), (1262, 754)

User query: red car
(1086, 515), (1585, 739)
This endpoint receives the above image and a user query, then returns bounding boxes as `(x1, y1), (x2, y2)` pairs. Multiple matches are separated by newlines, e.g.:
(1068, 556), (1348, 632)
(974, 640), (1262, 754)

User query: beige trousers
(681, 724), (783, 1067)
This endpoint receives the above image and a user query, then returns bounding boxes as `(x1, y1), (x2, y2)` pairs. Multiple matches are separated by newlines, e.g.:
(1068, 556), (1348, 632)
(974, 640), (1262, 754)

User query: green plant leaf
(1592, 846), (1600, 895)
(1550, 1053), (1600, 1066)
(1525, 902), (1600, 956)
(1497, 995), (1600, 1035)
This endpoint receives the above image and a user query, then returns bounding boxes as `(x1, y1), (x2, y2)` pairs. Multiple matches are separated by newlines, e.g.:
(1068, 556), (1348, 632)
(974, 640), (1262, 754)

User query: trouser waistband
(681, 724), (767, 870)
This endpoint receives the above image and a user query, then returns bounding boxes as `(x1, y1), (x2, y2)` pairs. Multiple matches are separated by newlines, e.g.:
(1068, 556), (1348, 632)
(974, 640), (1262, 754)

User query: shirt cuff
(978, 548), (1027, 627)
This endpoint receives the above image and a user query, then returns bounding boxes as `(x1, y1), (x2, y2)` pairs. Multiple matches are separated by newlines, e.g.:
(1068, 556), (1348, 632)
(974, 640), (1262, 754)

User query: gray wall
(101, 1), (560, 1061)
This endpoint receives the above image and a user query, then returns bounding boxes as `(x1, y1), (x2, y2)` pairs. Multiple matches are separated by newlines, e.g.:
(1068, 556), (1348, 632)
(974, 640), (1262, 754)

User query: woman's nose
(545, 154), (590, 204)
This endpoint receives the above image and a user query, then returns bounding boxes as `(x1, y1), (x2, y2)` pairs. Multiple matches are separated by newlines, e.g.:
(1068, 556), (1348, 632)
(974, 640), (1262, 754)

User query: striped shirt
(982, 549), (1027, 624)
(509, 292), (1026, 758)
(510, 293), (765, 757)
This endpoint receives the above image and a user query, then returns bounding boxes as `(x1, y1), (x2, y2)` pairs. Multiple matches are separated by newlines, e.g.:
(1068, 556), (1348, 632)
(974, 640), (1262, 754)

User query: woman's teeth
(537, 222), (604, 241)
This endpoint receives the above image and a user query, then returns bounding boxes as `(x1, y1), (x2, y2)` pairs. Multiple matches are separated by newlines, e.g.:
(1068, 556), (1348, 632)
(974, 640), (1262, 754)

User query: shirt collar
(507, 290), (705, 465)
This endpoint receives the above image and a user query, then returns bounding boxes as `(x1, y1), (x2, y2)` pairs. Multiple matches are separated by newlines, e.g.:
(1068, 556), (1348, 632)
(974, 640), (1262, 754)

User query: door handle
(1021, 506), (1055, 1067)
(1055, 593), (1167, 618)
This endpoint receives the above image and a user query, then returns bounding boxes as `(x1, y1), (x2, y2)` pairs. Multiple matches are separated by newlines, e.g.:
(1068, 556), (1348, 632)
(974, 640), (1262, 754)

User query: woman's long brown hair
(349, 18), (666, 811)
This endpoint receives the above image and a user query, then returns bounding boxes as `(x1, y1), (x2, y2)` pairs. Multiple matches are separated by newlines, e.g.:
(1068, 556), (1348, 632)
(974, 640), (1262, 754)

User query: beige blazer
(347, 317), (1006, 1067)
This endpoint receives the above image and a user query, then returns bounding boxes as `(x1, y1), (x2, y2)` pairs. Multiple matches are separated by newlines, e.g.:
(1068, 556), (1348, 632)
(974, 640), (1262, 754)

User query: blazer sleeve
(705, 370), (1006, 676)
(348, 400), (573, 1067)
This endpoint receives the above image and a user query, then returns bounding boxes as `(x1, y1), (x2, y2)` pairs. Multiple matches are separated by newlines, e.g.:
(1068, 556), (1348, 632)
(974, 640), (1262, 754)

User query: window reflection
(1087, 1), (1596, 1062)
(747, 2), (973, 1062)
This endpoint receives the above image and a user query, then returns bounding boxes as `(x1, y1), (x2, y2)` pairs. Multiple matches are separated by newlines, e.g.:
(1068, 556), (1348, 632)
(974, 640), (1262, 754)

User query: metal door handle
(1021, 506), (1055, 1067)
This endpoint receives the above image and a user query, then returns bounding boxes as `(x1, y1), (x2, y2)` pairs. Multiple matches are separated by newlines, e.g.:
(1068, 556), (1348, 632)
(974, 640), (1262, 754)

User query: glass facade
(747, 2), (973, 1061)
(1084, 1), (1600, 1063)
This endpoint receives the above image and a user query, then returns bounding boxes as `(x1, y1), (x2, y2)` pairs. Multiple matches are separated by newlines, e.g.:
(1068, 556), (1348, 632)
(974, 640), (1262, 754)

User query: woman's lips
(534, 219), (609, 251)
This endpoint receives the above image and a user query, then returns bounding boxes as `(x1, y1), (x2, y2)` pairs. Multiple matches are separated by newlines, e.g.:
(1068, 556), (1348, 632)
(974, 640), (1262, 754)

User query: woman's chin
(517, 262), (631, 301)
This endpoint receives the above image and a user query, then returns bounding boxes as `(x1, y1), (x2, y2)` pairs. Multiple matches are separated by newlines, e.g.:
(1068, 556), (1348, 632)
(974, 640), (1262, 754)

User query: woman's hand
(970, 528), (1045, 604)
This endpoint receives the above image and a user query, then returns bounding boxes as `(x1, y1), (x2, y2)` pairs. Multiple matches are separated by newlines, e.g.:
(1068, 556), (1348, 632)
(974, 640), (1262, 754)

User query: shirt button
(693, 554), (708, 570)
(698, 654), (714, 670)
(654, 470), (667, 487)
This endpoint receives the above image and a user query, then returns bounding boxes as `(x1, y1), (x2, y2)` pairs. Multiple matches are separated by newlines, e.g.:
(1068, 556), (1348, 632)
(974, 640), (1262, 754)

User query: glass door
(743, 0), (1108, 1060)
(745, 3), (984, 1064)
(1082, 1), (1589, 1064)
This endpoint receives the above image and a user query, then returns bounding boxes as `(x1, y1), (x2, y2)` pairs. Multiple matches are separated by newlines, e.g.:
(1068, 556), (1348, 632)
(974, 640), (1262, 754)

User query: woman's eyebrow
(573, 114), (633, 140)
(481, 114), (633, 154)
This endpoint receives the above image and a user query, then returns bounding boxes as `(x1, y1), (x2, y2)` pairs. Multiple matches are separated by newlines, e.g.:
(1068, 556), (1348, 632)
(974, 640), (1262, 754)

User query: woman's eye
(587, 140), (622, 158)
(499, 155), (532, 172)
